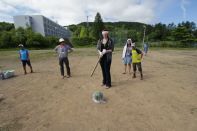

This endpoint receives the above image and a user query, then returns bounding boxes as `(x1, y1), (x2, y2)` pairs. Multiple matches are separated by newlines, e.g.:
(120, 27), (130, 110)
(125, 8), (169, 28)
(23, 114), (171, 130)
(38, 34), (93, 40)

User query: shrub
(71, 37), (96, 46)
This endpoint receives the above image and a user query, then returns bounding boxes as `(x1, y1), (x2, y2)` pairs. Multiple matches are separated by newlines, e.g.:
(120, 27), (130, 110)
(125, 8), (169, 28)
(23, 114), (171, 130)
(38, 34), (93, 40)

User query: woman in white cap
(97, 30), (114, 89)
(54, 38), (73, 79)
(122, 39), (132, 74)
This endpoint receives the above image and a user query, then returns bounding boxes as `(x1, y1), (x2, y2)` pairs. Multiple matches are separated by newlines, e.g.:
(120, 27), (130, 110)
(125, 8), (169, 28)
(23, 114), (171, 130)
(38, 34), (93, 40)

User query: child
(131, 43), (143, 80)
(18, 44), (33, 74)
(122, 39), (132, 74)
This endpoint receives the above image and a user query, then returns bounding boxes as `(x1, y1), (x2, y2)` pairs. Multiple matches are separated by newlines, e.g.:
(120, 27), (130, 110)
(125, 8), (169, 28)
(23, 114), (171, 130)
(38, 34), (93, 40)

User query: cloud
(180, 0), (189, 19)
(0, 0), (168, 25)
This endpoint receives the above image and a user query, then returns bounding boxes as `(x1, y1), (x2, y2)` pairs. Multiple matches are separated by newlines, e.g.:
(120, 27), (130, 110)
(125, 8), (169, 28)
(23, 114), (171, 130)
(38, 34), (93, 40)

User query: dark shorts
(21, 60), (31, 67)
(132, 62), (142, 72)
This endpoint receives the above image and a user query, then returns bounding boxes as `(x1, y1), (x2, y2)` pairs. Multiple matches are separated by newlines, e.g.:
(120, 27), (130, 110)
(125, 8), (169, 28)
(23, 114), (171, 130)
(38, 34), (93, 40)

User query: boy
(131, 43), (143, 80)
(18, 44), (33, 74)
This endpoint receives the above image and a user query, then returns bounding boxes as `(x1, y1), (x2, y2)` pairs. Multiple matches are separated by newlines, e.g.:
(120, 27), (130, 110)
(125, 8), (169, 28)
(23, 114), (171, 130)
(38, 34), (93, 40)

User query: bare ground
(0, 48), (197, 131)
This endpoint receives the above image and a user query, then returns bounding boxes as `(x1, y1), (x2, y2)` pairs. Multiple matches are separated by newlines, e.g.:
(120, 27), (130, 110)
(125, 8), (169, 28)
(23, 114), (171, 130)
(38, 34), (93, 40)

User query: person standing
(18, 44), (33, 75)
(131, 43), (144, 80)
(97, 30), (114, 89)
(54, 38), (73, 79)
(143, 42), (149, 56)
(122, 39), (132, 74)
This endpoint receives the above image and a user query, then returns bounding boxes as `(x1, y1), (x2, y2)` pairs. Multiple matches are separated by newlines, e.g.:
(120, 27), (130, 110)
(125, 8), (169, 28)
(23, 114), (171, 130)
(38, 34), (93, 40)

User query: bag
(0, 70), (15, 80)
(0, 72), (4, 80)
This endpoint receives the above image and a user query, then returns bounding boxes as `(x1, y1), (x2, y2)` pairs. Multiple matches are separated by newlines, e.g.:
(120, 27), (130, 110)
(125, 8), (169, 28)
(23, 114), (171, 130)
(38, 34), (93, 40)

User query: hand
(99, 51), (103, 57)
(102, 49), (107, 54)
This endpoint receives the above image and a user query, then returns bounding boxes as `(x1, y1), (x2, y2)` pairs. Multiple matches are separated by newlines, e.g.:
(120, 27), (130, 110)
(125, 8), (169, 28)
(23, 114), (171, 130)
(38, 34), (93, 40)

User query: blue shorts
(123, 56), (132, 64)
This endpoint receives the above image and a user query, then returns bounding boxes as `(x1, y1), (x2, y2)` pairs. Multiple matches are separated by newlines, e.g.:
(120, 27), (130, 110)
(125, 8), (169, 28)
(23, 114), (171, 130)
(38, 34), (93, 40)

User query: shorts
(123, 56), (132, 64)
(132, 62), (142, 72)
(21, 60), (31, 67)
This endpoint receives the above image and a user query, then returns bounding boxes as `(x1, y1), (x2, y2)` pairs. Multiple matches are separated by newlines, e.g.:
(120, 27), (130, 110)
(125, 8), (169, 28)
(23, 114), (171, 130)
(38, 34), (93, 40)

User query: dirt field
(0, 48), (197, 131)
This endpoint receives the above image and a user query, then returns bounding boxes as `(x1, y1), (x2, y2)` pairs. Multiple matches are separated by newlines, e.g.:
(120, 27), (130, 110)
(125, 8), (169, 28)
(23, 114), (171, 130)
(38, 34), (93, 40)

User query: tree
(0, 22), (14, 31)
(79, 26), (88, 38)
(0, 31), (12, 48)
(92, 12), (105, 40)
(127, 30), (138, 42)
(172, 26), (195, 43)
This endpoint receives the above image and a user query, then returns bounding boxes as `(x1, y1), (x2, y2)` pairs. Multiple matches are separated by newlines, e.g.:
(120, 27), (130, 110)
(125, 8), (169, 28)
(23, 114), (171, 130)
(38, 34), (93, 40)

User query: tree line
(69, 12), (197, 48)
(0, 12), (197, 49)
(0, 22), (58, 49)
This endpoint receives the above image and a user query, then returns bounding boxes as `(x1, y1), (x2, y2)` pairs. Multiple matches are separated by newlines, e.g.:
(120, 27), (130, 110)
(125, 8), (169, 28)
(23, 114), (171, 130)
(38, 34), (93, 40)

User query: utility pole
(142, 25), (146, 49)
(86, 15), (89, 27)
(87, 15), (89, 37)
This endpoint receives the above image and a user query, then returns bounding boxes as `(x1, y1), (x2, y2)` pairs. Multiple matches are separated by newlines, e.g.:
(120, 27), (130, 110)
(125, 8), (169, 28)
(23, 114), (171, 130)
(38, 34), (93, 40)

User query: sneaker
(132, 74), (136, 78)
(101, 84), (106, 87)
(66, 75), (71, 78)
(105, 86), (111, 89)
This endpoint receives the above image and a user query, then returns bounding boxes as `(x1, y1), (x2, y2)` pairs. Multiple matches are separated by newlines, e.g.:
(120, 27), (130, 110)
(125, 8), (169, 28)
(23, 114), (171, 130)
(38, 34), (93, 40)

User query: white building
(13, 15), (70, 38)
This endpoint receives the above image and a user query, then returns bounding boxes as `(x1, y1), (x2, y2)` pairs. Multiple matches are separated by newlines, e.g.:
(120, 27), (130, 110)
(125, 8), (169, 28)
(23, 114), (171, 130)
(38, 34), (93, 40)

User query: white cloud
(181, 0), (189, 19)
(0, 0), (172, 25)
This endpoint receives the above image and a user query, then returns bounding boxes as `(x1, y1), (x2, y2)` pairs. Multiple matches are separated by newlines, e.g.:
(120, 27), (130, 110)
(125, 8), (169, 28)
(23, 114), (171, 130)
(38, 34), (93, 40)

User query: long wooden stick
(90, 57), (101, 77)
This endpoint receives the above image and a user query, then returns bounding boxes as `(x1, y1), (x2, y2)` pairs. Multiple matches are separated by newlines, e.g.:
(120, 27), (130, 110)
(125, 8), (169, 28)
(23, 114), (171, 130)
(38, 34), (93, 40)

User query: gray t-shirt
(54, 45), (72, 58)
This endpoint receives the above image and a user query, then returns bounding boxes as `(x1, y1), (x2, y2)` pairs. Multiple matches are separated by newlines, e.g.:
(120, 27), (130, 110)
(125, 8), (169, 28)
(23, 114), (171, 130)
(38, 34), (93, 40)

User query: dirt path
(0, 48), (197, 131)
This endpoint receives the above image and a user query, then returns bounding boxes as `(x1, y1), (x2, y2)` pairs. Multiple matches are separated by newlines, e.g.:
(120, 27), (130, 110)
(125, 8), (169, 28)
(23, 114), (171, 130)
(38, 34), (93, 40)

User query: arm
(136, 48), (143, 59)
(27, 50), (30, 60)
(97, 40), (102, 54)
(141, 52), (143, 59)
(106, 39), (114, 53)
(68, 46), (74, 53)
(54, 45), (59, 53)
(19, 52), (21, 60)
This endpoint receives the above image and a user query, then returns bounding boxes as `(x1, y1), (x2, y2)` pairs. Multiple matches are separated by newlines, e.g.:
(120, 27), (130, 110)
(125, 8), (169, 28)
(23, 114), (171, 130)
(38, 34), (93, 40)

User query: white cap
(131, 43), (135, 47)
(102, 31), (109, 35)
(127, 38), (132, 43)
(59, 38), (65, 43)
(18, 44), (24, 47)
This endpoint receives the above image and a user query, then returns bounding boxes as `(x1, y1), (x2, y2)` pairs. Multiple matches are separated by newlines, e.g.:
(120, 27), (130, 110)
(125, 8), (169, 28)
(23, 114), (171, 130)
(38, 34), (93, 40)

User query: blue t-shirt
(19, 49), (29, 60)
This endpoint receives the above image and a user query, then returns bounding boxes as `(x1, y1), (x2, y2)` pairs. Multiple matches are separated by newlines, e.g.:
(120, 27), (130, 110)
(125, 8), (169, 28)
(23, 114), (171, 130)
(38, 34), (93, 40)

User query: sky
(0, 0), (196, 26)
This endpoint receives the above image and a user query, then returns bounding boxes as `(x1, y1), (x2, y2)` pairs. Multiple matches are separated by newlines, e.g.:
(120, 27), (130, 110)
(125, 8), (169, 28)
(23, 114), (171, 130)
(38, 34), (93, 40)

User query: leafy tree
(0, 22), (14, 31)
(80, 26), (88, 38)
(0, 31), (12, 48)
(92, 12), (105, 40)
(172, 26), (195, 43)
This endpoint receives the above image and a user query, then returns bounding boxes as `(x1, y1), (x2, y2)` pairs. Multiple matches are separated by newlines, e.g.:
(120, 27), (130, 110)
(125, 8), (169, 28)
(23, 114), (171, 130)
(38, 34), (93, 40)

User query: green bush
(0, 27), (59, 49)
(149, 41), (196, 48)
(71, 37), (96, 46)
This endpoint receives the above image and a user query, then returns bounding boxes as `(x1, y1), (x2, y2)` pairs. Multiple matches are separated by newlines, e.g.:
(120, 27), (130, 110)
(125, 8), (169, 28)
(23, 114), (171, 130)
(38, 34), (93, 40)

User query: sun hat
(18, 44), (24, 47)
(59, 38), (65, 43)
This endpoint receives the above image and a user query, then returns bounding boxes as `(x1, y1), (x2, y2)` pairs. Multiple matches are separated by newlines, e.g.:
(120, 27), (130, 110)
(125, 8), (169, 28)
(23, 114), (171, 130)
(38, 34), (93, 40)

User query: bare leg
(27, 60), (33, 73)
(123, 65), (127, 74)
(140, 71), (143, 80)
(30, 66), (33, 73)
(23, 65), (27, 75)
(128, 64), (131, 74)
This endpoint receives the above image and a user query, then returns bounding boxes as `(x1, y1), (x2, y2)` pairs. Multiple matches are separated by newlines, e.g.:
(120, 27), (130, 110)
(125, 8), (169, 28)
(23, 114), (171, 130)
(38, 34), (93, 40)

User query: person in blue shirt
(18, 44), (33, 74)
(143, 42), (149, 56)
